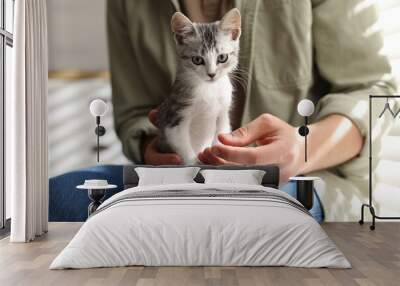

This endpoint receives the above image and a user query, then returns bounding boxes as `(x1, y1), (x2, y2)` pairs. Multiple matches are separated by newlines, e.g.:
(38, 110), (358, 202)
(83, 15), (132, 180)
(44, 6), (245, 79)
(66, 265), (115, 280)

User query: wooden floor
(0, 222), (399, 286)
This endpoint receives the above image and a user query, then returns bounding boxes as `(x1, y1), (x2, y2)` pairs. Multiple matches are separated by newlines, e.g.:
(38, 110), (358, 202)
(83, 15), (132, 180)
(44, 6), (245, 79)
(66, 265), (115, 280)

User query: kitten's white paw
(183, 157), (201, 166)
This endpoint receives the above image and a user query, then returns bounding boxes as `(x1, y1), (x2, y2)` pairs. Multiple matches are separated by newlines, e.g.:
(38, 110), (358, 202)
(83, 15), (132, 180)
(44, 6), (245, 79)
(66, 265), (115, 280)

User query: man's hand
(142, 108), (182, 165)
(198, 113), (363, 183)
(198, 114), (304, 182)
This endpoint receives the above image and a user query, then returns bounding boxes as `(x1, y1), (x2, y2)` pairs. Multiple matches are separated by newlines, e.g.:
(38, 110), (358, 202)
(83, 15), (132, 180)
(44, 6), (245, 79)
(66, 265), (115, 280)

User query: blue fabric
(49, 165), (124, 222)
(49, 165), (324, 223)
(281, 181), (324, 223)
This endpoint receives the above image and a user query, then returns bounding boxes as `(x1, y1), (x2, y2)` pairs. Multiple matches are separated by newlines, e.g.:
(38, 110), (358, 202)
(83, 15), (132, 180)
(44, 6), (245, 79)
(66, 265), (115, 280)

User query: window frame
(0, 0), (13, 232)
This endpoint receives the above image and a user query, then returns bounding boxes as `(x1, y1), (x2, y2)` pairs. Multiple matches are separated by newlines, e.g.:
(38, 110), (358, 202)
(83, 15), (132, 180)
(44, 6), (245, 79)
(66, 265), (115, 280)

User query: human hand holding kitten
(141, 109), (183, 165)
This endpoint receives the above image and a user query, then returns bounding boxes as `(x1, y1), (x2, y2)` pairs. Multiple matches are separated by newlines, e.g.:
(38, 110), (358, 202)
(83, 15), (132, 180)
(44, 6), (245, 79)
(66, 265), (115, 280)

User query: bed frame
(123, 165), (280, 190)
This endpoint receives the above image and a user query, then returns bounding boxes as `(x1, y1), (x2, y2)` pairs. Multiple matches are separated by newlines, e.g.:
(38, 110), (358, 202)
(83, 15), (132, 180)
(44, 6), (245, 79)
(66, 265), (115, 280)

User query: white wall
(48, 78), (129, 177)
(46, 0), (128, 176)
(373, 1), (400, 218)
(47, 0), (108, 71)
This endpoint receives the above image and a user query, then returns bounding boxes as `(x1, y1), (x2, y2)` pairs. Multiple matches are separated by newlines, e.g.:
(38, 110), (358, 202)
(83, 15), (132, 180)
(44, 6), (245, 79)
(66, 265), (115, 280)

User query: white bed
(50, 183), (350, 269)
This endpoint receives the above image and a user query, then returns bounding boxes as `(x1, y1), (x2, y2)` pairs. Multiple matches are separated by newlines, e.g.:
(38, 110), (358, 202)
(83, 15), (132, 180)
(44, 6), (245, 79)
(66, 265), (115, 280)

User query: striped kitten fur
(157, 8), (241, 164)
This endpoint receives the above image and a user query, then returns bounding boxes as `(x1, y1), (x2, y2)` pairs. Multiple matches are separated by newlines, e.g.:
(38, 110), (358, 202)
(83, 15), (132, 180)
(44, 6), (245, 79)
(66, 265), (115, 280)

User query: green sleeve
(107, 0), (159, 163)
(311, 0), (397, 176)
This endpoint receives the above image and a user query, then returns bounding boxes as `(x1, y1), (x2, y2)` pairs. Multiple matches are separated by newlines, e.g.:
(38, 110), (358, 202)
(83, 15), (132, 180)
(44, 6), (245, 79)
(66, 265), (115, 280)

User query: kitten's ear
(171, 12), (195, 44)
(219, 8), (241, 41)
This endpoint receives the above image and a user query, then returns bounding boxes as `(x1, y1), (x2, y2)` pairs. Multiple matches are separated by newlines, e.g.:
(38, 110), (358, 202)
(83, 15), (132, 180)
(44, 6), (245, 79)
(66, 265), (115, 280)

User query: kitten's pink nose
(208, 73), (216, 79)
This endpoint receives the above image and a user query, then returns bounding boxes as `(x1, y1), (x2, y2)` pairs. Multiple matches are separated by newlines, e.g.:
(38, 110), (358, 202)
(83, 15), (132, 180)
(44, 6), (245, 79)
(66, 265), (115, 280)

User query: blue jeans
(49, 165), (124, 221)
(49, 165), (324, 223)
(281, 181), (324, 223)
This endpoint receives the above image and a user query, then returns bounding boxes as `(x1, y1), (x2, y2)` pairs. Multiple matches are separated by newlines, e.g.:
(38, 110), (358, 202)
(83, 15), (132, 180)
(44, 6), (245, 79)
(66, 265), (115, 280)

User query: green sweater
(107, 0), (397, 220)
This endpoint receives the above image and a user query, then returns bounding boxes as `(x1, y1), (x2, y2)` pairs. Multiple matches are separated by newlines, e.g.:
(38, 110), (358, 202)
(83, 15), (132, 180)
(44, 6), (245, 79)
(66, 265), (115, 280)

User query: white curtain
(7, 0), (48, 242)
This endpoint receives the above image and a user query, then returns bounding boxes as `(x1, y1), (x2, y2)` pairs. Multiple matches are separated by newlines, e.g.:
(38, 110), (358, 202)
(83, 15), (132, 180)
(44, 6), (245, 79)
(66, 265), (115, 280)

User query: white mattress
(50, 183), (350, 269)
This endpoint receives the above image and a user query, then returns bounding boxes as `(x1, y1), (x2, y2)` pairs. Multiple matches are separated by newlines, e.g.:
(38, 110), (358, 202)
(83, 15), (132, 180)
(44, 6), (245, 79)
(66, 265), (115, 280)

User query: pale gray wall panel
(47, 0), (108, 71)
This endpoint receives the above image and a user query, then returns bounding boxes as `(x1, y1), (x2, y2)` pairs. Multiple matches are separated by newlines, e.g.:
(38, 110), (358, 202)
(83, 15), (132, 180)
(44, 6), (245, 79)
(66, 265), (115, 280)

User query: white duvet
(50, 183), (350, 269)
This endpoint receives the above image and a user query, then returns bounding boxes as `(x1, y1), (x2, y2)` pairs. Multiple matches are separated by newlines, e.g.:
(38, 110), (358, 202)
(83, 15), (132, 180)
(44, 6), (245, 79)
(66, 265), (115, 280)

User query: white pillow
(135, 167), (200, 186)
(200, 169), (266, 185)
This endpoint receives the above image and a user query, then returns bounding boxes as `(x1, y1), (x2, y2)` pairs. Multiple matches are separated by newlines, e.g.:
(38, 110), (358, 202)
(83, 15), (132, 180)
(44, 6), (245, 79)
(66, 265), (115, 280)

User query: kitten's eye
(192, 56), (205, 65)
(217, 54), (228, 64)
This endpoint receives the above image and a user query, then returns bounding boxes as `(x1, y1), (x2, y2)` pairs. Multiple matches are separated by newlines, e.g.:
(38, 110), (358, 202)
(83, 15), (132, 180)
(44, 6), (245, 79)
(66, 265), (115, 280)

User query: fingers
(218, 114), (278, 147)
(148, 108), (159, 127)
(256, 136), (276, 146)
(144, 137), (182, 165)
(198, 147), (234, 165)
(145, 109), (183, 165)
(212, 144), (258, 164)
(199, 144), (257, 165)
(199, 143), (281, 166)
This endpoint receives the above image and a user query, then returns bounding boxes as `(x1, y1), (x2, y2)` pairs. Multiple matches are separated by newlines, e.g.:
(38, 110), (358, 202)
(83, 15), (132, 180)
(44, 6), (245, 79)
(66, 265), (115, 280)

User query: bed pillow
(135, 167), (200, 186)
(200, 169), (266, 185)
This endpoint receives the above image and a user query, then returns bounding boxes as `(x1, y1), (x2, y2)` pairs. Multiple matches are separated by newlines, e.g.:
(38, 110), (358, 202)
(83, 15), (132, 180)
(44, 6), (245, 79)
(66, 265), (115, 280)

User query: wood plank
(0, 222), (399, 286)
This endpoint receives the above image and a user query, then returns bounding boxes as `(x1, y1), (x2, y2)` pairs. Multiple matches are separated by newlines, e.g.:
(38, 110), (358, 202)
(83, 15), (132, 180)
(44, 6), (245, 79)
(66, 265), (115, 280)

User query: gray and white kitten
(157, 8), (241, 164)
